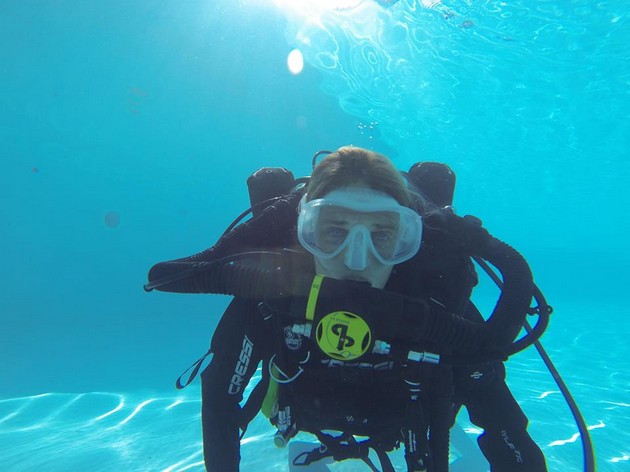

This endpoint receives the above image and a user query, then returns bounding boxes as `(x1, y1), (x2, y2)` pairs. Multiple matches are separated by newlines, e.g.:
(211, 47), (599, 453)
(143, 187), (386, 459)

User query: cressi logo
(228, 335), (253, 395)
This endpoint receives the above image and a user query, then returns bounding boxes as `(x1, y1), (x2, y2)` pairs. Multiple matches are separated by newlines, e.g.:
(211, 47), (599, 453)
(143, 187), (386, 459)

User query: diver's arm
(454, 360), (547, 471)
(452, 302), (547, 471)
(200, 298), (271, 472)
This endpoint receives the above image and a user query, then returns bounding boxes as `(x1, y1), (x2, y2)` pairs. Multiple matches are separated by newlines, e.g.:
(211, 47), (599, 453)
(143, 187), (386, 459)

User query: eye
(372, 231), (393, 245)
(324, 226), (348, 240)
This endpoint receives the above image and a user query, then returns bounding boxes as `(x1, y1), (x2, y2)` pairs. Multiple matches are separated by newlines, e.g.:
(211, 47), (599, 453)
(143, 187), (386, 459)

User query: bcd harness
(260, 270), (462, 472)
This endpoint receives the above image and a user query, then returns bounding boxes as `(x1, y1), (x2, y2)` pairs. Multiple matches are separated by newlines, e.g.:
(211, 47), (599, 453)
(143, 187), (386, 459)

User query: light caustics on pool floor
(0, 385), (624, 471)
(0, 391), (207, 472)
(0, 389), (486, 471)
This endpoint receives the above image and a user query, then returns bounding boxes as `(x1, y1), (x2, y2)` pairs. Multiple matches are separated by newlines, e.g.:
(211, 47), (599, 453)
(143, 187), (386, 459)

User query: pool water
(1, 0), (628, 470)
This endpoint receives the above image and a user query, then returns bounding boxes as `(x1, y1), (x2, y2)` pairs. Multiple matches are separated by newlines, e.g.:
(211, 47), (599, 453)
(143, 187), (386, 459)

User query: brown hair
(306, 146), (415, 208)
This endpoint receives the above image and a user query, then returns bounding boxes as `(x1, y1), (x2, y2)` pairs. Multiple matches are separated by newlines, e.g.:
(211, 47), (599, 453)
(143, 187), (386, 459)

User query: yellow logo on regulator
(315, 311), (372, 360)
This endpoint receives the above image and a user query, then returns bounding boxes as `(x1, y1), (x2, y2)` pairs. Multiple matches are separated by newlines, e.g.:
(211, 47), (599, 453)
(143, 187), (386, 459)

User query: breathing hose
(146, 213), (534, 357)
(146, 193), (301, 293)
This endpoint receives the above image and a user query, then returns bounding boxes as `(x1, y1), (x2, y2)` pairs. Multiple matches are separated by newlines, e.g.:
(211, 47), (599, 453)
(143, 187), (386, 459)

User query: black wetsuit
(199, 253), (548, 472)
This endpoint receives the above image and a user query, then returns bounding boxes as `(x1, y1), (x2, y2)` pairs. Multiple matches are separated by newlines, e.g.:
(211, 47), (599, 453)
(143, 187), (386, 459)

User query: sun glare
(275, 0), (365, 11)
(287, 48), (305, 74)
(269, 0), (367, 19)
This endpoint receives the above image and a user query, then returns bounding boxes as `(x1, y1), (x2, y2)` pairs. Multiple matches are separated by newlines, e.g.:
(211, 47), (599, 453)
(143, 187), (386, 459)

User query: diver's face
(313, 204), (395, 289)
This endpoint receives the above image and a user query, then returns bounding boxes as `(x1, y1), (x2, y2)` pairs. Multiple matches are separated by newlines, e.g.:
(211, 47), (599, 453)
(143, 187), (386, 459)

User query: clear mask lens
(297, 189), (422, 269)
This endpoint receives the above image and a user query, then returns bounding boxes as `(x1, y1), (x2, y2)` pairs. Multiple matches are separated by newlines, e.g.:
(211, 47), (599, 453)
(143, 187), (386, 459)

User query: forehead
(318, 206), (399, 226)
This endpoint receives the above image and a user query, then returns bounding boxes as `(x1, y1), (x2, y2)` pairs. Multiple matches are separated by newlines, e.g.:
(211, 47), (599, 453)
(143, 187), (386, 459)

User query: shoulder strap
(175, 348), (213, 389)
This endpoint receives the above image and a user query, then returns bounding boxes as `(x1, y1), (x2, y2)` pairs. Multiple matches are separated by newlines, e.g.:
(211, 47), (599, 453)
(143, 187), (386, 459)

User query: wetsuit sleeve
(200, 298), (272, 472)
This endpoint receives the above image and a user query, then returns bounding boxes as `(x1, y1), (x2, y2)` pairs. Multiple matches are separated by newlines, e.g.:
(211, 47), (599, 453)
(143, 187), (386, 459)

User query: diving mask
(297, 188), (423, 270)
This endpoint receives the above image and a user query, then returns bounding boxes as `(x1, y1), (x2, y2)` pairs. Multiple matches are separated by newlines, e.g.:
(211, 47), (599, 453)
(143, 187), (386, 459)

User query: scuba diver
(146, 146), (550, 471)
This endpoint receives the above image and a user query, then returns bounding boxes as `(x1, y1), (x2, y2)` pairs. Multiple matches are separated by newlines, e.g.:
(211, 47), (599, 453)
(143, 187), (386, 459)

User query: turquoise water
(1, 0), (628, 470)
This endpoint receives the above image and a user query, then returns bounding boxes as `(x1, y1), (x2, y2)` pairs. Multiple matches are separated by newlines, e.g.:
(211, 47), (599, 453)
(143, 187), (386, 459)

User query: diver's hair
(306, 146), (418, 209)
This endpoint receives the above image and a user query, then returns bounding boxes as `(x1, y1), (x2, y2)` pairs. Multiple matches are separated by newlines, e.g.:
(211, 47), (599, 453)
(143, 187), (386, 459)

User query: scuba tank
(408, 161), (456, 209)
(247, 167), (297, 217)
